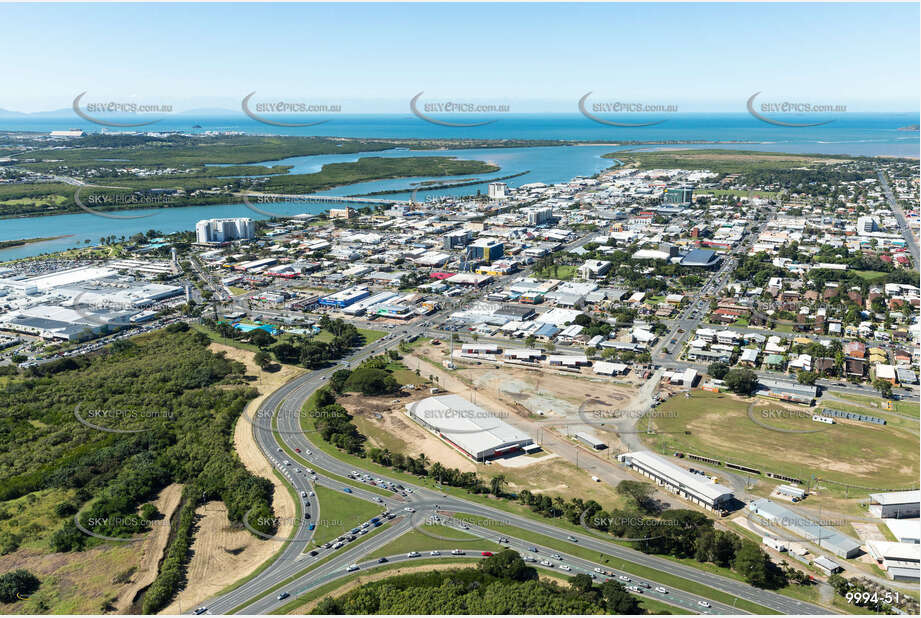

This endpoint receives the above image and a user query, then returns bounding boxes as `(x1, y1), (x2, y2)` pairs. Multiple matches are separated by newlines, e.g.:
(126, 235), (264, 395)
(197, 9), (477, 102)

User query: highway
(190, 318), (833, 615)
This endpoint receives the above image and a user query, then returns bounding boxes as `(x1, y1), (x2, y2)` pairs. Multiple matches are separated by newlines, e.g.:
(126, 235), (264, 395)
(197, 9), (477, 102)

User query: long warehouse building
(618, 450), (734, 512)
(748, 498), (862, 559)
(407, 394), (533, 461)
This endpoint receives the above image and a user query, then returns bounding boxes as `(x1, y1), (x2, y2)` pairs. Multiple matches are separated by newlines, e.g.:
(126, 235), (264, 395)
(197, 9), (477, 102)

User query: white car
(407, 551), (421, 558)
(593, 567), (603, 573)
(451, 549), (464, 555)
(698, 601), (711, 608)
(347, 564), (359, 572)
(560, 565), (571, 571)
(404, 507), (415, 513)
(539, 560), (552, 567)
(430, 550), (440, 556)
(655, 587), (668, 594)
(618, 575), (631, 582)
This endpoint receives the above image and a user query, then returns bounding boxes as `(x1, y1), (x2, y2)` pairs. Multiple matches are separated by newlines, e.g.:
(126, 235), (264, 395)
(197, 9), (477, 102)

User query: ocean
(0, 113), (917, 261)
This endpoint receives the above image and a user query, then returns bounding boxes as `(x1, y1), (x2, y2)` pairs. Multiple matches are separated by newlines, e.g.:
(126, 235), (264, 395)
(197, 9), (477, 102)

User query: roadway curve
(195, 326), (833, 615)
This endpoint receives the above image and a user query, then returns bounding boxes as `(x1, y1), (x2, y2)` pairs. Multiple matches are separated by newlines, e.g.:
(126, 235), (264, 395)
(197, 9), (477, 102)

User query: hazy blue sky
(2, 2), (918, 112)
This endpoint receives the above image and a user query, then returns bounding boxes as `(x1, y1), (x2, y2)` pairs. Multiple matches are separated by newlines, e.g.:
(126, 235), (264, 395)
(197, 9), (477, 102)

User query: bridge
(245, 193), (412, 206)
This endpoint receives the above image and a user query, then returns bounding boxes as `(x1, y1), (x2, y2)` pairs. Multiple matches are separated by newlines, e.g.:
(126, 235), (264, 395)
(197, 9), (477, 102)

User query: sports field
(643, 391), (919, 489)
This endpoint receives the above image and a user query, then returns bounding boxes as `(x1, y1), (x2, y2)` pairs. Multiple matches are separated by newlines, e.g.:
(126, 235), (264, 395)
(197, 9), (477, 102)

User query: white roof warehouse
(407, 394), (533, 461)
(618, 450), (734, 512)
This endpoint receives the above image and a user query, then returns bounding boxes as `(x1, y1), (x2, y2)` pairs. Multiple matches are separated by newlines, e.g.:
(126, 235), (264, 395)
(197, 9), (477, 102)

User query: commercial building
(195, 218), (254, 244)
(617, 450), (734, 512)
(525, 207), (553, 226)
(328, 207), (356, 219)
(443, 229), (473, 250)
(488, 182), (508, 199)
(663, 186), (693, 205)
(407, 394), (533, 461)
(574, 432), (606, 450)
(578, 259), (611, 280)
(866, 541), (920, 582)
(748, 498), (862, 559)
(679, 248), (721, 269)
(318, 286), (371, 309)
(468, 239), (504, 262)
(869, 491), (920, 519)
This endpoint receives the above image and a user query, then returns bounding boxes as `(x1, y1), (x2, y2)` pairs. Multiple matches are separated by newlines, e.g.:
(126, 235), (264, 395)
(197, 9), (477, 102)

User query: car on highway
(342, 487), (352, 493)
(308, 523), (315, 530)
(618, 575), (631, 582)
(430, 550), (440, 556)
(294, 448), (300, 453)
(560, 565), (571, 571)
(550, 553), (562, 560)
(193, 608), (208, 615)
(403, 507), (415, 513)
(407, 551), (421, 558)
(698, 601), (711, 608)
(346, 564), (359, 572)
(566, 535), (577, 542)
(539, 560), (552, 566)
(277, 592), (290, 600)
(627, 585), (642, 593)
(655, 586), (668, 594)
(481, 551), (493, 557)
(529, 546), (538, 552)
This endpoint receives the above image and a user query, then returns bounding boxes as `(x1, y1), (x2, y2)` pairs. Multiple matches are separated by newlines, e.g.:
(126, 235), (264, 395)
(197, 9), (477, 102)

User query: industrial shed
(748, 498), (862, 559)
(407, 395), (533, 461)
(618, 451), (734, 512)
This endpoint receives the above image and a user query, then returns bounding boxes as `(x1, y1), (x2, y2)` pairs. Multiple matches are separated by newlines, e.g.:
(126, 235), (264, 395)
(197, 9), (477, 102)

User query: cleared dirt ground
(116, 483), (183, 613)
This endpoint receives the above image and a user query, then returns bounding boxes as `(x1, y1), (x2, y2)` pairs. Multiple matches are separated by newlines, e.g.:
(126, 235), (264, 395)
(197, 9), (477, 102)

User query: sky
(1, 2), (919, 113)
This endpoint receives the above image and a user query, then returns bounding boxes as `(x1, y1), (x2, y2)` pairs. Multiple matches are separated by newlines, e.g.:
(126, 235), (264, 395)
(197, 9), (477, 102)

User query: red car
(481, 552), (493, 557)
(295, 448), (301, 453)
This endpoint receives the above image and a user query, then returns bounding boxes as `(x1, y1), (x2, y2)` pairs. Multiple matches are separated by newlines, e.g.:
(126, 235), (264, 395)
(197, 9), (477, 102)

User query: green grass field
(363, 528), (504, 560)
(308, 485), (384, 548)
(834, 392), (920, 418)
(643, 391), (919, 489)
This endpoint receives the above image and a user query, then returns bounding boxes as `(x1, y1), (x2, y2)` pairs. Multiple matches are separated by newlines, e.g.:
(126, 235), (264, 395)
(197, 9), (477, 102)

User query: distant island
(0, 235), (70, 250)
(898, 125), (919, 131)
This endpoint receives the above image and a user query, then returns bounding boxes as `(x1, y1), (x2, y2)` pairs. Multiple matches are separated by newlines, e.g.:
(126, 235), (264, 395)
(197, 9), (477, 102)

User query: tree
(0, 569), (41, 603)
(272, 342), (300, 364)
(873, 379), (893, 399)
(724, 368), (759, 396)
(796, 371), (817, 386)
(732, 541), (786, 589)
(569, 573), (594, 593)
(615, 480), (659, 514)
(329, 369), (352, 393)
(489, 474), (506, 497)
(477, 550), (536, 582)
(707, 362), (730, 380)
(253, 350), (272, 370)
(342, 368), (400, 396)
(600, 580), (640, 614)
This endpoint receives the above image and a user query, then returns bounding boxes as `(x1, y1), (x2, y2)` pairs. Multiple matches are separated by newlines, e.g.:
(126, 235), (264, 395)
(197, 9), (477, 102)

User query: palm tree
(489, 474), (506, 497)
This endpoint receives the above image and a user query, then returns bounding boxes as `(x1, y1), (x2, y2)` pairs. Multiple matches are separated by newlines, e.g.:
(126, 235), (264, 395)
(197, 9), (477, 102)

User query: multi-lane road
(191, 321), (833, 615)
